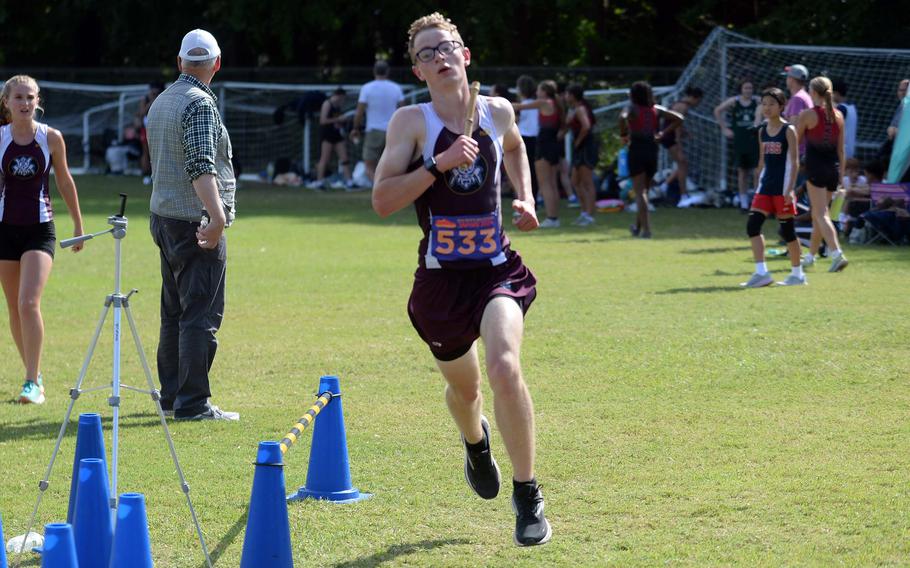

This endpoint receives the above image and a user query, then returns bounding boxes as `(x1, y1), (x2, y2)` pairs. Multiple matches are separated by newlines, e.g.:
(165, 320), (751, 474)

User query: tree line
(1, 0), (906, 69)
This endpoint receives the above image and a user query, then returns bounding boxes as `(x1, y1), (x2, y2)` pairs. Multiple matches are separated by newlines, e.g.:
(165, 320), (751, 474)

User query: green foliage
(2, 1), (906, 70)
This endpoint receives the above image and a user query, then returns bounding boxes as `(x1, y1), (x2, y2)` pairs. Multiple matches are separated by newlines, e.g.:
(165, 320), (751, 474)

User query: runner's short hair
(408, 12), (463, 60)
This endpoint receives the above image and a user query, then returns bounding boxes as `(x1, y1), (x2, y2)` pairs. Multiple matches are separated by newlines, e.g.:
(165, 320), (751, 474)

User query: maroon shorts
(407, 250), (537, 361)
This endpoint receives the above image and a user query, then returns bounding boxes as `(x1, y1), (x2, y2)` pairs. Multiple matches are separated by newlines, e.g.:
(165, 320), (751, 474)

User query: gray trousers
(150, 213), (226, 417)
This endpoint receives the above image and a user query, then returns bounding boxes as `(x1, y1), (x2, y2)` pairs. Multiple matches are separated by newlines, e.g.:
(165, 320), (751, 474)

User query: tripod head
(61, 193), (129, 248)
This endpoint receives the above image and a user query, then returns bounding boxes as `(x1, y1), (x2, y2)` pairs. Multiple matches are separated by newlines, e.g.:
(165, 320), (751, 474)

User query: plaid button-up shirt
(179, 73), (223, 181)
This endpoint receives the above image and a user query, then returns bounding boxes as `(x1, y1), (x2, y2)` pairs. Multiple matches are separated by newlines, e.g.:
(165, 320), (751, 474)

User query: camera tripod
(16, 194), (212, 568)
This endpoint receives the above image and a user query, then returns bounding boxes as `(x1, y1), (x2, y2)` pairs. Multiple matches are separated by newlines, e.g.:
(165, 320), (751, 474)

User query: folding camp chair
(863, 183), (910, 245)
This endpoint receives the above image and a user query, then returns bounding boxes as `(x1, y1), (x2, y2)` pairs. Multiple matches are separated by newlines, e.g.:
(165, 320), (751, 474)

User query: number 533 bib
(430, 211), (503, 262)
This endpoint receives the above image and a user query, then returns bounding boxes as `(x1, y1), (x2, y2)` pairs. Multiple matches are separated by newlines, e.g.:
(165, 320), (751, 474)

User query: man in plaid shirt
(147, 29), (238, 421)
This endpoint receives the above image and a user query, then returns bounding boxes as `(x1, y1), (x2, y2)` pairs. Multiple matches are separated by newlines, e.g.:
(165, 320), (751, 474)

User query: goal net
(36, 82), (149, 174)
(664, 27), (910, 195)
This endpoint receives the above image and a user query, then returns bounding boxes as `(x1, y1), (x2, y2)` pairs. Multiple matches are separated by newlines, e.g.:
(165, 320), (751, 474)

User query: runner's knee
(779, 218), (796, 242)
(746, 211), (766, 237)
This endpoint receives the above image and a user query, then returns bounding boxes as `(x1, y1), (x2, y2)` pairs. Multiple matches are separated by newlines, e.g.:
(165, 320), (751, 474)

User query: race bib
(430, 212), (502, 261)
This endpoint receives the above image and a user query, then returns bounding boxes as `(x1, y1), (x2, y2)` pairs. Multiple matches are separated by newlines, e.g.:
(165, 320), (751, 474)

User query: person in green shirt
(714, 79), (762, 213)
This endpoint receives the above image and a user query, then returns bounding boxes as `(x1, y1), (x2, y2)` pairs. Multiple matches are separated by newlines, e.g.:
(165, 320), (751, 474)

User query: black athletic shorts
(536, 127), (560, 165)
(805, 158), (839, 191)
(628, 138), (658, 179)
(320, 125), (344, 145)
(0, 221), (56, 260)
(572, 136), (599, 169)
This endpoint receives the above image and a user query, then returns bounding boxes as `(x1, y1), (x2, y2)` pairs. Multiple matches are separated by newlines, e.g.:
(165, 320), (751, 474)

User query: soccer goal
(660, 27), (910, 194)
(37, 82), (149, 174)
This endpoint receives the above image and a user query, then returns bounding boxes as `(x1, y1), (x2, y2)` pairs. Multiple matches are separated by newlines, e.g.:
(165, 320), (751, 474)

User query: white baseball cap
(179, 29), (221, 61)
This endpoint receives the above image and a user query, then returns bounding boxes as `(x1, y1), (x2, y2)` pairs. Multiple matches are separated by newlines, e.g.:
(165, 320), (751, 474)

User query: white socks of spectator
(831, 249), (843, 258)
(804, 253), (814, 263)
(756, 261), (768, 274)
(791, 265), (804, 278)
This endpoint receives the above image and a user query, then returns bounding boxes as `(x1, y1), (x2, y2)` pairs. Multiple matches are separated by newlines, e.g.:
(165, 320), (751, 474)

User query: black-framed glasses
(414, 40), (463, 63)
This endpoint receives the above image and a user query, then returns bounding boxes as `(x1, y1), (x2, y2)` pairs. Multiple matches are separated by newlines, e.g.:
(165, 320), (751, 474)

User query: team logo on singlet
(446, 154), (488, 195)
(9, 155), (38, 179)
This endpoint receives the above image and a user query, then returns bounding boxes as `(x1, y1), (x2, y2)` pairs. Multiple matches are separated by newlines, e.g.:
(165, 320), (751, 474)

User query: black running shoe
(512, 480), (552, 546)
(462, 416), (501, 499)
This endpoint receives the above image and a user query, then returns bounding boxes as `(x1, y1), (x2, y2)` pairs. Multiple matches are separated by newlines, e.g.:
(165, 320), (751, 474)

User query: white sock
(831, 249), (842, 257)
(804, 253), (814, 262)
(756, 261), (768, 274)
(791, 265), (804, 278)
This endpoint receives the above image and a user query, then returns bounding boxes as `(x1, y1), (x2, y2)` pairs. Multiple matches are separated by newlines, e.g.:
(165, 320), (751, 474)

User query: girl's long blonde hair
(0, 75), (42, 126)
(809, 76), (835, 122)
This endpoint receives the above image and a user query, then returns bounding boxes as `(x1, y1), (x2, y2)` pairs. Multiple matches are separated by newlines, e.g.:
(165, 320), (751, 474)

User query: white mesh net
(661, 28), (910, 195)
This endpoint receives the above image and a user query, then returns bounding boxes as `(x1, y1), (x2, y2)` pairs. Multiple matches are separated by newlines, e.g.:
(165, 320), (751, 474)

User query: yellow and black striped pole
(279, 391), (334, 455)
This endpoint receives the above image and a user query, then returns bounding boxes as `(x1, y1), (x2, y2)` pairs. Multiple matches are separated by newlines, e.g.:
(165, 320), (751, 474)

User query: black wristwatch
(424, 156), (441, 177)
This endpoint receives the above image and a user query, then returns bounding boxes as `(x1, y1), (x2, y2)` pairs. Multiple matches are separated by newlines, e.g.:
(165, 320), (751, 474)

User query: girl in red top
(566, 84), (597, 226)
(513, 80), (562, 227)
(620, 81), (682, 238)
(796, 76), (848, 272)
(0, 75), (84, 404)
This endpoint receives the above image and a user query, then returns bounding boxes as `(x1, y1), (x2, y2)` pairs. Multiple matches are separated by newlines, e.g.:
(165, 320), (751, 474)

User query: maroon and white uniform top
(415, 96), (510, 270)
(0, 123), (53, 225)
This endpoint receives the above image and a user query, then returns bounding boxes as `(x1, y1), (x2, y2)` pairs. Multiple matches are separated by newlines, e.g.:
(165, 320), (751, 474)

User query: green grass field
(1, 176), (909, 567)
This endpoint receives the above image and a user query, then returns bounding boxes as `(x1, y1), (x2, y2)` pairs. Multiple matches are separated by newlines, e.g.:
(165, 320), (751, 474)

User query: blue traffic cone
(68, 413), (107, 524)
(41, 523), (79, 568)
(240, 442), (292, 568)
(0, 511), (7, 568)
(72, 458), (113, 568)
(288, 375), (371, 503)
(110, 493), (152, 568)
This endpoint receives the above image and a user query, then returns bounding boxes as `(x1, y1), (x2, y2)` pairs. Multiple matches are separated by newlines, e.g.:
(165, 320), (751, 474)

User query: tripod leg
(123, 303), (213, 568)
(16, 302), (110, 565)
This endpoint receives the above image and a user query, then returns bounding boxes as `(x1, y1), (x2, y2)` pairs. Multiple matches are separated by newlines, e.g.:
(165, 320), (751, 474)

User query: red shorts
(751, 194), (797, 217)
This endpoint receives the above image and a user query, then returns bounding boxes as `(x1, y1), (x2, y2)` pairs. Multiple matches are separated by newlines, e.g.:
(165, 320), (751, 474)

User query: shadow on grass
(655, 285), (745, 295)
(680, 245), (752, 254)
(0, 414), (164, 444)
(204, 505), (248, 568)
(332, 538), (472, 568)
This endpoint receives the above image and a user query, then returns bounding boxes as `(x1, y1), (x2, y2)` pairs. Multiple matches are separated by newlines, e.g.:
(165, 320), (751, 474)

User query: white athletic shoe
(777, 274), (808, 286)
(740, 272), (774, 288)
(539, 218), (560, 229)
(829, 254), (849, 272)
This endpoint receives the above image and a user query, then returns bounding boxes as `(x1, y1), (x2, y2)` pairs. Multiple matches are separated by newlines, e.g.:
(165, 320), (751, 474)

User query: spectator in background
(353, 60), (404, 186)
(832, 78), (857, 159)
(105, 121), (142, 174)
(138, 82), (163, 184)
(556, 82), (577, 208)
(490, 84), (512, 101)
(516, 75), (539, 203)
(308, 87), (354, 190)
(886, 78), (909, 144)
(781, 64), (812, 155)
(566, 83), (598, 226)
(714, 79), (762, 213)
(621, 81), (683, 239)
(661, 86), (703, 202)
(514, 80), (562, 227)
(796, 76), (848, 272)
